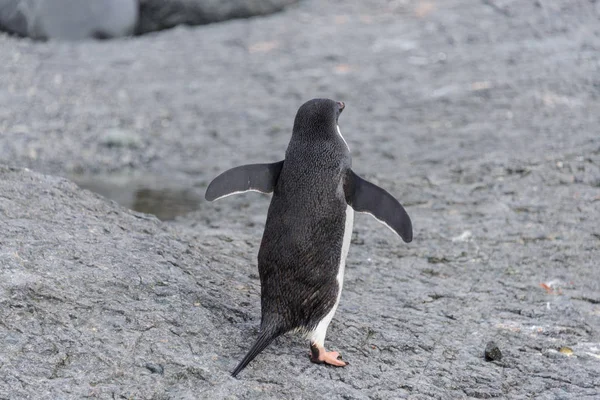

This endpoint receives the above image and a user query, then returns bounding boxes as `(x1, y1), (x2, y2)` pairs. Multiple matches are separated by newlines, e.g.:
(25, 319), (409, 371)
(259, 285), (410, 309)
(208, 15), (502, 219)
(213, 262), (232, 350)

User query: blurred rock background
(0, 0), (298, 39)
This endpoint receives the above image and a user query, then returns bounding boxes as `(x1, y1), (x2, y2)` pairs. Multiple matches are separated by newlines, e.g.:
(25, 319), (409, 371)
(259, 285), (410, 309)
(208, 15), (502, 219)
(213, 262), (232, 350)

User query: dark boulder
(136, 0), (299, 34)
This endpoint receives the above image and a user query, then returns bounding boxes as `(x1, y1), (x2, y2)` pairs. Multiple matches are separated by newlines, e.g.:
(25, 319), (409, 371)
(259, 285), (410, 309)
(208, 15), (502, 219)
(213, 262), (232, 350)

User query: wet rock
(136, 0), (299, 34)
(484, 341), (502, 361)
(0, 0), (138, 40)
(71, 172), (203, 221)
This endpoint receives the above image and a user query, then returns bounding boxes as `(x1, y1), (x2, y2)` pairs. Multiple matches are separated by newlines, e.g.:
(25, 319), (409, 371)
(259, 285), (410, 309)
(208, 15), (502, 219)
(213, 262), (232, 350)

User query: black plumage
(205, 99), (412, 377)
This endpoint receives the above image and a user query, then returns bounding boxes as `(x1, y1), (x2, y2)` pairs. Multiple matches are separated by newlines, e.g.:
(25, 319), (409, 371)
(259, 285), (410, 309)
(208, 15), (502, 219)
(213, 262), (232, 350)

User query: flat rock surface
(1, 0), (600, 398)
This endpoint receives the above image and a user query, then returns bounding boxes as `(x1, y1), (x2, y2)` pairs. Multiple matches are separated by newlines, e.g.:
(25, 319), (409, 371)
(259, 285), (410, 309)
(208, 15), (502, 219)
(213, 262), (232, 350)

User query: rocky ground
(1, 0), (599, 398)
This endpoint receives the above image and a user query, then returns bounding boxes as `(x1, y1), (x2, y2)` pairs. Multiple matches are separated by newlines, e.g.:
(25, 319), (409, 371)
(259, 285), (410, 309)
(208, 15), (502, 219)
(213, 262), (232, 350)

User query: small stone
(101, 129), (142, 149)
(559, 346), (573, 356)
(145, 363), (164, 374)
(484, 341), (502, 361)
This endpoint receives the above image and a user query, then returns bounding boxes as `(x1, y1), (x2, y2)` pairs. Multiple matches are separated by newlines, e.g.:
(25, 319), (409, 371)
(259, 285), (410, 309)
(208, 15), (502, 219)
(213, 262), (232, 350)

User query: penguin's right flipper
(345, 169), (413, 243)
(205, 161), (284, 202)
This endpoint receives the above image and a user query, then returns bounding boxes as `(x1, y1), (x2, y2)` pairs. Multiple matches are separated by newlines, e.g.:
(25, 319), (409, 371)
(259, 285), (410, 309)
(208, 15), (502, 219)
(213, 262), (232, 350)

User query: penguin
(205, 98), (412, 377)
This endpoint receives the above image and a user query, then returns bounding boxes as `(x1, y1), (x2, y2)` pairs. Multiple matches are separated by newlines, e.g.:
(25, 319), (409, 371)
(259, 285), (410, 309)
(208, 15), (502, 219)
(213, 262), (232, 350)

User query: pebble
(145, 363), (164, 374)
(484, 341), (502, 361)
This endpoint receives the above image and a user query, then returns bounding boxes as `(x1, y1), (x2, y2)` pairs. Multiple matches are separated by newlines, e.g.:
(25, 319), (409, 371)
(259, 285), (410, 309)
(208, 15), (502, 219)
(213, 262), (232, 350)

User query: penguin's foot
(309, 343), (348, 367)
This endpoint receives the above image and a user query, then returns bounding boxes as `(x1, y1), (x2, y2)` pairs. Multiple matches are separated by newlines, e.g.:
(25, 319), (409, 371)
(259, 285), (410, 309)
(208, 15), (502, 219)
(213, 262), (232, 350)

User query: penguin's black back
(257, 98), (351, 333)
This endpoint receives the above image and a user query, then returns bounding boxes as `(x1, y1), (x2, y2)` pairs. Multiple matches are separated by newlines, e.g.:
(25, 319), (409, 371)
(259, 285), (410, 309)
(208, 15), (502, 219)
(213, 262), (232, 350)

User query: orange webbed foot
(309, 343), (348, 367)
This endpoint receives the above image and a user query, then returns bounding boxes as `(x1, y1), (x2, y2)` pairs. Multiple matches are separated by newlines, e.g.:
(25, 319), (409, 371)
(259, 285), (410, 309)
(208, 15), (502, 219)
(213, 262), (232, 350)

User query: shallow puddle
(71, 172), (203, 221)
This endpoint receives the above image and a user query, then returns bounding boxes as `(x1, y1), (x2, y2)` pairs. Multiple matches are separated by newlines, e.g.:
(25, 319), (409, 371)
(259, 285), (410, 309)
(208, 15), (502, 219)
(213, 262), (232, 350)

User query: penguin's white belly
(336, 205), (354, 298)
(309, 205), (354, 345)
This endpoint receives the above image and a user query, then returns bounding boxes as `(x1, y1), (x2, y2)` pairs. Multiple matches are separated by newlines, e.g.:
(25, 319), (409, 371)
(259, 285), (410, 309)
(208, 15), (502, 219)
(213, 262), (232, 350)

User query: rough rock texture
(136, 0), (300, 35)
(0, 0), (138, 40)
(1, 0), (600, 398)
(0, 166), (251, 399)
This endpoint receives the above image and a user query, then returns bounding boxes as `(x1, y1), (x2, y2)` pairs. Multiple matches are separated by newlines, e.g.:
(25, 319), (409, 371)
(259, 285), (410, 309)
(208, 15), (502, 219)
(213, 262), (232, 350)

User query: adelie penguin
(205, 98), (412, 377)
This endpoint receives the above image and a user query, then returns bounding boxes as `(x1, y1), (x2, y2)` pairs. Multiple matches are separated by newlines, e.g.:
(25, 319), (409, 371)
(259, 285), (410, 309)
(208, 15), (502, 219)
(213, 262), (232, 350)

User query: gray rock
(484, 341), (502, 361)
(136, 0), (299, 34)
(0, 166), (220, 398)
(0, 0), (138, 40)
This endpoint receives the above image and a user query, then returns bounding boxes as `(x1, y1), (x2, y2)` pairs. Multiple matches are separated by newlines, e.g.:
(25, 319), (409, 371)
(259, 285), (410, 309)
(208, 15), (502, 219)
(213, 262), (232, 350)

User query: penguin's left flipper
(205, 161), (284, 202)
(345, 169), (413, 243)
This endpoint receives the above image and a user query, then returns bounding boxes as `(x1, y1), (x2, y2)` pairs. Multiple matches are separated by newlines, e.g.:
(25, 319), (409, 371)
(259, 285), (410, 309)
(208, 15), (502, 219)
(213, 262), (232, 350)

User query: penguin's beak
(337, 101), (345, 113)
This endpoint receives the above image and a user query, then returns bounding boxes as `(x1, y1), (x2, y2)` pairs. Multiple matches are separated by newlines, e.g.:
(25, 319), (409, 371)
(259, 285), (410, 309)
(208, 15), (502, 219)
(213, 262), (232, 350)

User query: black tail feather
(231, 329), (281, 378)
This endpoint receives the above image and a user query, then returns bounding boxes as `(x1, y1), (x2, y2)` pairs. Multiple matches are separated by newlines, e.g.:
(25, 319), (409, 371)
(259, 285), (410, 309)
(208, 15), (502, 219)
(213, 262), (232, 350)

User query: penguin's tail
(231, 327), (282, 378)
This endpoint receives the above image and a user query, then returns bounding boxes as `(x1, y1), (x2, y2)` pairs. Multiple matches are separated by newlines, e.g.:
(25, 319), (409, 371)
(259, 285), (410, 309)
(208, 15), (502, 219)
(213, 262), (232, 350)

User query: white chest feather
(337, 205), (354, 290)
(337, 125), (350, 151)
(309, 205), (354, 345)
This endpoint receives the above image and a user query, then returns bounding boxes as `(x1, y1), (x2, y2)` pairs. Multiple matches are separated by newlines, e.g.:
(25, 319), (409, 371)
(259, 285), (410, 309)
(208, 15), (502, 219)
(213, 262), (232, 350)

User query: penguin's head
(292, 98), (346, 141)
